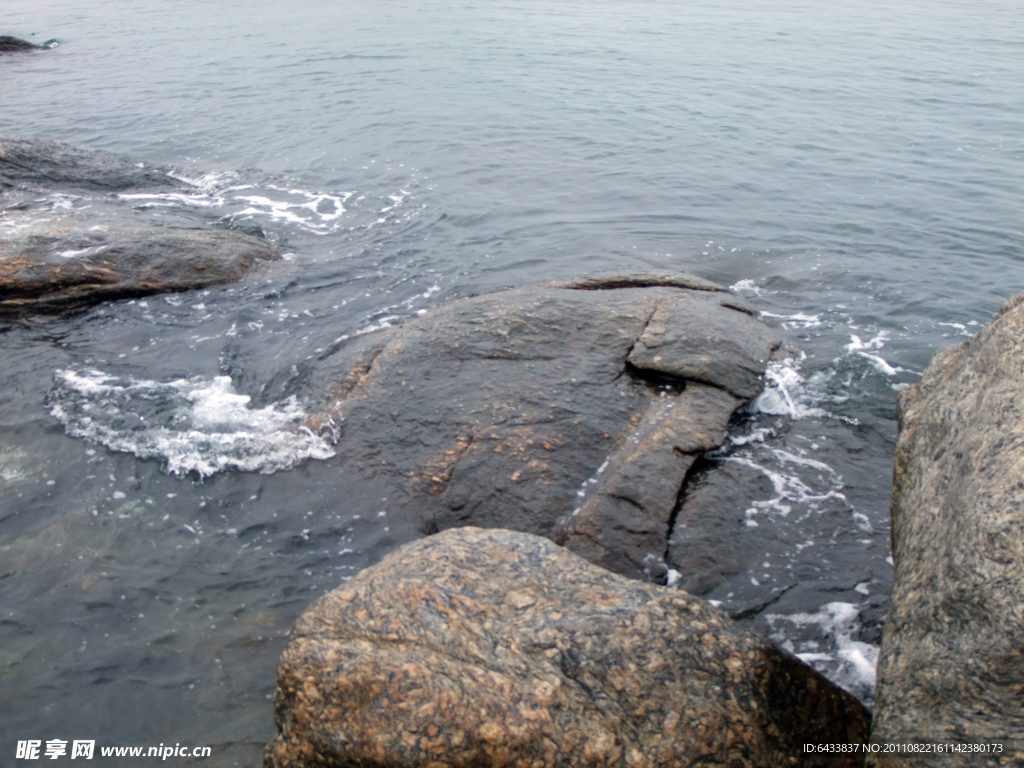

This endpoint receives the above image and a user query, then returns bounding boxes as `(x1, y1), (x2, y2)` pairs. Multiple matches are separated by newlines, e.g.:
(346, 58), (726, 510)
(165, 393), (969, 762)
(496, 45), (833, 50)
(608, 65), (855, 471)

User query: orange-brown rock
(265, 527), (869, 768)
(0, 224), (278, 313)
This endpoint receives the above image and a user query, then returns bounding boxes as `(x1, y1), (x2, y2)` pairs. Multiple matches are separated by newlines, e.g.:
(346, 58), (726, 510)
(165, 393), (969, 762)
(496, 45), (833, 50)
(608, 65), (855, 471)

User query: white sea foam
(727, 451), (846, 526)
(752, 357), (830, 420)
(760, 311), (823, 330)
(49, 369), (335, 478)
(937, 320), (983, 337)
(767, 602), (879, 704)
(729, 278), (774, 296)
(845, 332), (906, 377)
(120, 174), (355, 236)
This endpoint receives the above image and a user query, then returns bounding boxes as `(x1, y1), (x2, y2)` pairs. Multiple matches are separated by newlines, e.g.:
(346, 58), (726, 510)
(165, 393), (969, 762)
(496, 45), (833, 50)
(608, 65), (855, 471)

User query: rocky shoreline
(4, 135), (1020, 766)
(263, 290), (1024, 767)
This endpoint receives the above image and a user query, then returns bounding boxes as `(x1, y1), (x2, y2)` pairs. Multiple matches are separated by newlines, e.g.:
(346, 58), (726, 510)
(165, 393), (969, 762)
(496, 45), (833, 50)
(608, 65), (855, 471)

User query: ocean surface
(2, 0), (1022, 763)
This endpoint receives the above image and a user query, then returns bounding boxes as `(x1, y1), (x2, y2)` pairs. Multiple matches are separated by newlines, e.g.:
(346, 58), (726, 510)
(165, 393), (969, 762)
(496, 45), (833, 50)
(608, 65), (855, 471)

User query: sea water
(1, 0), (1021, 762)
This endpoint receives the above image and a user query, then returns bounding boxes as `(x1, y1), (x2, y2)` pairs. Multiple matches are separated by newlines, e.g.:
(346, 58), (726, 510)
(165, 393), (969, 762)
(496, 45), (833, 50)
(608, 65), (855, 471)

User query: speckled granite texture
(266, 527), (869, 768)
(868, 291), (1024, 767)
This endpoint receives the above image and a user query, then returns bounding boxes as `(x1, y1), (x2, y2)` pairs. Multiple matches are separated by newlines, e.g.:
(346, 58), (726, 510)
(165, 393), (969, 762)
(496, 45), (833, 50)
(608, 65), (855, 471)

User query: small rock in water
(0, 137), (279, 313)
(0, 36), (42, 53)
(0, 136), (174, 191)
(0, 224), (279, 314)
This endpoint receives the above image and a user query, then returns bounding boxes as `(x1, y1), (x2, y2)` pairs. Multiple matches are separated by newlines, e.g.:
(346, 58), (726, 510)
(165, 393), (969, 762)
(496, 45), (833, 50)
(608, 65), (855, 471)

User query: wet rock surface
(0, 222), (278, 314)
(0, 137), (278, 313)
(667, 458), (774, 598)
(1, 136), (175, 192)
(265, 527), (870, 768)
(868, 292), (1024, 766)
(311, 274), (781, 580)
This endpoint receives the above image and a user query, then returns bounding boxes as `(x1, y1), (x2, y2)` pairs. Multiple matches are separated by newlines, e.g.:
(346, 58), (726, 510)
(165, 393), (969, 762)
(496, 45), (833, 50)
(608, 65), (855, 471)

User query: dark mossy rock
(309, 274), (781, 580)
(0, 224), (278, 314)
(266, 527), (870, 768)
(867, 291), (1024, 767)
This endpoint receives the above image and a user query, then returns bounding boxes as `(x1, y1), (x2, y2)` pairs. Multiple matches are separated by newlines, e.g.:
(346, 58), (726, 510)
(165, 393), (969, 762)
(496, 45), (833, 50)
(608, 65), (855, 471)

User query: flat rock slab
(312, 274), (781, 579)
(265, 527), (869, 768)
(868, 291), (1024, 767)
(0, 222), (278, 314)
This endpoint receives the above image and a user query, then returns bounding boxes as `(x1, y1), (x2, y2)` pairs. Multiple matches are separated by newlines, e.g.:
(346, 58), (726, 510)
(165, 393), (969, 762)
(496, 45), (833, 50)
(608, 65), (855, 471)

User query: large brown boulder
(0, 222), (279, 313)
(311, 274), (781, 580)
(868, 292), (1024, 766)
(265, 527), (870, 768)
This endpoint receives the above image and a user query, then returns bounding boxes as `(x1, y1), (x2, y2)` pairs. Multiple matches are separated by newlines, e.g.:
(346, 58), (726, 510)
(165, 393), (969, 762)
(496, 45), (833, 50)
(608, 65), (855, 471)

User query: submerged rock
(0, 36), (41, 53)
(868, 292), (1024, 766)
(0, 137), (278, 313)
(667, 458), (773, 598)
(265, 527), (870, 768)
(1, 135), (174, 192)
(0, 223), (278, 313)
(311, 274), (780, 580)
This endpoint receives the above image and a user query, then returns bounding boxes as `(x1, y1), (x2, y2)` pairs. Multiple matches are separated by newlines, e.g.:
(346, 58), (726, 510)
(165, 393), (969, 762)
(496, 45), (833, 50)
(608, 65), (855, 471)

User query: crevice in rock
(663, 455), (712, 568)
(728, 583), (796, 621)
(305, 341), (389, 442)
(551, 274), (727, 293)
(608, 493), (646, 515)
(328, 343), (387, 401)
(622, 359), (687, 395)
(718, 298), (758, 317)
(615, 305), (658, 382)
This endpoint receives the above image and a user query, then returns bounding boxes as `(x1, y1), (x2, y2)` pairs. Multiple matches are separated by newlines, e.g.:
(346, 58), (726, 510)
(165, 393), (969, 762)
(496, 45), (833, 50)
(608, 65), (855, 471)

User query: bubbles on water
(759, 310), (823, 330)
(845, 331), (912, 379)
(48, 369), (335, 478)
